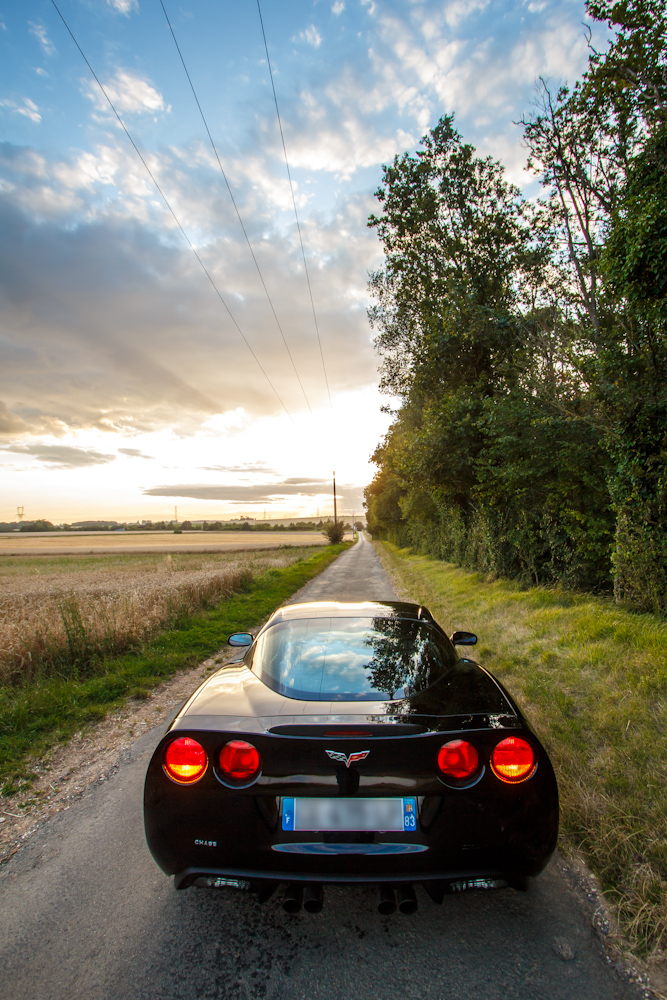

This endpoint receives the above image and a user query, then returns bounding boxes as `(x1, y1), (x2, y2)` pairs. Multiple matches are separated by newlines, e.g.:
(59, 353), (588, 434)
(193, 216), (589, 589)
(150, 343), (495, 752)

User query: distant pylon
(17, 506), (24, 522)
(174, 506), (178, 522)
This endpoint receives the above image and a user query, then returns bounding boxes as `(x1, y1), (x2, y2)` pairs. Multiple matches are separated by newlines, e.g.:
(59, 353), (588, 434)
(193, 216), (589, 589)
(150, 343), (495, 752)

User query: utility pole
(333, 471), (337, 525)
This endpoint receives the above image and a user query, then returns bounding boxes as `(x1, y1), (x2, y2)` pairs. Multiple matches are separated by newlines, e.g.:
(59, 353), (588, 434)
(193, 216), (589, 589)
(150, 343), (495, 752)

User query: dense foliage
(365, 0), (667, 612)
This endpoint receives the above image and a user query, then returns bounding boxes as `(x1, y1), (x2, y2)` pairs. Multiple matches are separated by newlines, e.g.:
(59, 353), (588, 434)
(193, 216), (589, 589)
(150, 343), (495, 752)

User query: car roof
(266, 600), (435, 624)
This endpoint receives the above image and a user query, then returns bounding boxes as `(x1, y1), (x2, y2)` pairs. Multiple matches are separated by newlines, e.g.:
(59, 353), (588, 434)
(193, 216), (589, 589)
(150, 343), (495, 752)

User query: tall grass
(377, 542), (667, 959)
(0, 549), (311, 686)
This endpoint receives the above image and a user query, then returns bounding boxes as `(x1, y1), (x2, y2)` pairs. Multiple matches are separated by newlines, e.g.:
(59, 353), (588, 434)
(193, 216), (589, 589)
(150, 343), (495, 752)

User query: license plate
(281, 797), (417, 832)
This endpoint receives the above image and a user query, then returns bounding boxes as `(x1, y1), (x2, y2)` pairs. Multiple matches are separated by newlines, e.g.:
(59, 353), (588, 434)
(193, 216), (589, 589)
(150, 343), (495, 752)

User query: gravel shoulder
(0, 654), (223, 866)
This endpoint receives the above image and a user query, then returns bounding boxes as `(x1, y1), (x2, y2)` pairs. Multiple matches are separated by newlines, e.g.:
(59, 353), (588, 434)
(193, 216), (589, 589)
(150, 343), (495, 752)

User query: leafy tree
(366, 116), (613, 586)
(19, 519), (56, 532)
(596, 125), (667, 608)
(322, 521), (346, 544)
(365, 5), (667, 609)
(586, 0), (667, 138)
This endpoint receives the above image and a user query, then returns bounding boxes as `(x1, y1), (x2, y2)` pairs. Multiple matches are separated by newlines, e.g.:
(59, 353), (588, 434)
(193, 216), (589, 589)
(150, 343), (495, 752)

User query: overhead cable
(50, 0), (295, 423)
(159, 0), (313, 414)
(256, 0), (333, 409)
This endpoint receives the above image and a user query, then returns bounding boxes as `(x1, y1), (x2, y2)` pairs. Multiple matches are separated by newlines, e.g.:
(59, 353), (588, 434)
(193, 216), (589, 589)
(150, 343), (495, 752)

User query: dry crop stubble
(0, 548), (314, 685)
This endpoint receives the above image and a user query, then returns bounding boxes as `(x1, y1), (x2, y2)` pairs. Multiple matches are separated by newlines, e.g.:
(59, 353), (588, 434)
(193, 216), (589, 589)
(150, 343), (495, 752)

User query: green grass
(376, 542), (667, 958)
(0, 543), (349, 795)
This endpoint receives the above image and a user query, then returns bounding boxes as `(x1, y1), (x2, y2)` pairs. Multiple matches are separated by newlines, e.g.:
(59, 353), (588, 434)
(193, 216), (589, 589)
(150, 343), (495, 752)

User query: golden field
(0, 530), (328, 555)
(0, 545), (320, 685)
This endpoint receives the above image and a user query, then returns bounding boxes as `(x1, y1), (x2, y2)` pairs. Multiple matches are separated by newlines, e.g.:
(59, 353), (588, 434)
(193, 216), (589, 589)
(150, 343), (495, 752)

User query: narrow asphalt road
(0, 535), (644, 1000)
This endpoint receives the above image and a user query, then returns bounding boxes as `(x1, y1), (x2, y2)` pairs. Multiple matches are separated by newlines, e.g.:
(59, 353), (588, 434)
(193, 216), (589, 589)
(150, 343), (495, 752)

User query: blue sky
(0, 0), (605, 522)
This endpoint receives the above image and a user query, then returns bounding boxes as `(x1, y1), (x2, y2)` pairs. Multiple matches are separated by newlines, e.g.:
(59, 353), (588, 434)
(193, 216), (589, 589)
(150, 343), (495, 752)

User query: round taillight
(219, 740), (261, 782)
(164, 737), (207, 783)
(491, 737), (536, 783)
(437, 739), (479, 779)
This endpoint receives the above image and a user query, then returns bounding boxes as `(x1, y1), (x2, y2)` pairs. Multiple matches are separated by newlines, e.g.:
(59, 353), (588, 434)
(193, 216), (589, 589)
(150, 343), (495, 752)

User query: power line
(159, 0), (313, 414)
(256, 0), (333, 409)
(50, 0), (295, 423)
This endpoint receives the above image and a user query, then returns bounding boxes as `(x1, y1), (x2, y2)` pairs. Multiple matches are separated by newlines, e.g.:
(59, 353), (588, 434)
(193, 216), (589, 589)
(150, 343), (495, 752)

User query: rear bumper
(146, 790), (558, 883)
(173, 865), (522, 891)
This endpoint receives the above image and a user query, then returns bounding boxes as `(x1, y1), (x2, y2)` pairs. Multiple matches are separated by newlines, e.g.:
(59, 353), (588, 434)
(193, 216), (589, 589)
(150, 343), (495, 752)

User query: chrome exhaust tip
(282, 884), (303, 914)
(303, 884), (324, 913)
(378, 885), (397, 915)
(397, 885), (418, 914)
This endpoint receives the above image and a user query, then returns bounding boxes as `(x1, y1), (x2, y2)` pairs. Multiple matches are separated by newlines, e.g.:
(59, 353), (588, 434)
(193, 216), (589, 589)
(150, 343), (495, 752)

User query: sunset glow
(0, 0), (602, 522)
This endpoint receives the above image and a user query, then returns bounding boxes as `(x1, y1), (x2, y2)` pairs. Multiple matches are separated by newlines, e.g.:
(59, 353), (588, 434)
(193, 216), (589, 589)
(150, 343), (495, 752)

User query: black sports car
(144, 600), (558, 914)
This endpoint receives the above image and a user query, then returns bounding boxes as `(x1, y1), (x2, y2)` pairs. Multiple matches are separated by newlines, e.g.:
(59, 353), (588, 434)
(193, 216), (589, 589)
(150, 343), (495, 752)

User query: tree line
(364, 0), (667, 612)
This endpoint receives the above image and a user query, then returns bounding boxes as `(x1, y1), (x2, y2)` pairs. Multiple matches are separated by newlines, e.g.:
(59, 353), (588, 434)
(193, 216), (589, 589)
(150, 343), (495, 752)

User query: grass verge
(376, 541), (667, 959)
(0, 543), (349, 795)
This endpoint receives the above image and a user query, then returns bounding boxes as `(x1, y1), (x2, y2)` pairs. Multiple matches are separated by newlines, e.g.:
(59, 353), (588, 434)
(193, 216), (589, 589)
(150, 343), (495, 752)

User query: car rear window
(250, 616), (509, 711)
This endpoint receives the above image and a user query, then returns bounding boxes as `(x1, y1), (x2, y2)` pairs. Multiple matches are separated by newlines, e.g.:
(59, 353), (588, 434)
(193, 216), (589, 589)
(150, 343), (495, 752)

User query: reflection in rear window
(251, 616), (458, 702)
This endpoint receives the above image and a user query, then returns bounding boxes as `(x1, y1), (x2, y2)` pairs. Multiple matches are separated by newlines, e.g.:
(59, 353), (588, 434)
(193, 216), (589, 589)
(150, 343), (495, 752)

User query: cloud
(85, 69), (165, 116)
(0, 150), (381, 437)
(118, 447), (154, 458)
(332, 2), (345, 14)
(300, 25), (322, 48)
(368, 0), (593, 127)
(106, 0), (139, 14)
(0, 400), (29, 435)
(2, 444), (116, 468)
(279, 477), (330, 486)
(28, 22), (55, 58)
(144, 480), (345, 502)
(0, 97), (41, 123)
(201, 464), (277, 473)
(2, 0), (596, 466)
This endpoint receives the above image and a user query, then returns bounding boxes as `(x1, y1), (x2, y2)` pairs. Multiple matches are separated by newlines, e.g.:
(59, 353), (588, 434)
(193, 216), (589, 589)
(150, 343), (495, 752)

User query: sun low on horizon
(0, 0), (601, 525)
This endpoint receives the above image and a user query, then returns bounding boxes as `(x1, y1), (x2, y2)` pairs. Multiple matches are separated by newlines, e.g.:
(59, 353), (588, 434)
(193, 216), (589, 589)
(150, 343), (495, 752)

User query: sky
(0, 0), (605, 523)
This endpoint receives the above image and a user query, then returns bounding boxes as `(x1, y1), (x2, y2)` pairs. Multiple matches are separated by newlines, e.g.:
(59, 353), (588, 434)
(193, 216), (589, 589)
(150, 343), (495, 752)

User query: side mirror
(228, 632), (253, 647)
(451, 631), (477, 646)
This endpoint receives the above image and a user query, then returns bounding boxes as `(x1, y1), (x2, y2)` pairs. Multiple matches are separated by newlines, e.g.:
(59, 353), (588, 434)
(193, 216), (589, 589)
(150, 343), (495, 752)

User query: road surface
(0, 534), (644, 1000)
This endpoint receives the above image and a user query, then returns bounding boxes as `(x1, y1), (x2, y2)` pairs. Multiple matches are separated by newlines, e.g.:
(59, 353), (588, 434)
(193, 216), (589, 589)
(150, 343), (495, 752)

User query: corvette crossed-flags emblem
(325, 749), (370, 768)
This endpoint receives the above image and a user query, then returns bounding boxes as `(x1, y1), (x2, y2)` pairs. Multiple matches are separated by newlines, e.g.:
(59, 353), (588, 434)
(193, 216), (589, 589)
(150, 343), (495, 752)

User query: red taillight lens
(491, 737), (535, 783)
(219, 740), (261, 782)
(164, 737), (207, 783)
(437, 739), (479, 779)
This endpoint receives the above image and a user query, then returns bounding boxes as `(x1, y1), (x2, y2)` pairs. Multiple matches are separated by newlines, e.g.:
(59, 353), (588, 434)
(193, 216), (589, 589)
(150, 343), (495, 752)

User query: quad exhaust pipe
(281, 882), (418, 915)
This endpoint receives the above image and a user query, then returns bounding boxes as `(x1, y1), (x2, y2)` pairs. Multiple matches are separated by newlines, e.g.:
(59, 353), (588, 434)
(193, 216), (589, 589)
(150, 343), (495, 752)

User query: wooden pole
(333, 471), (338, 525)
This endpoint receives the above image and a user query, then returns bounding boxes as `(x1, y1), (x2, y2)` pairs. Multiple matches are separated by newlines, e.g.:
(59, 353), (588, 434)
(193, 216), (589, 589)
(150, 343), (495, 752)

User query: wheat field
(0, 547), (315, 685)
(0, 530), (327, 555)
